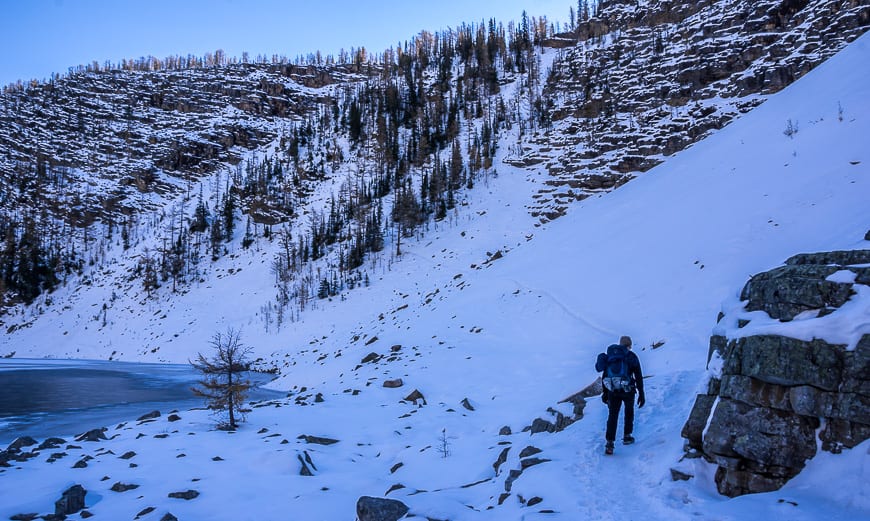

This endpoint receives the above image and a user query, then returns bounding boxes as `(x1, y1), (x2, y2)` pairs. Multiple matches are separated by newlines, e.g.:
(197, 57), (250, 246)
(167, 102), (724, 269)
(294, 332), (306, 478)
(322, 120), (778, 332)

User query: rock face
(682, 249), (870, 497)
(527, 0), (870, 221)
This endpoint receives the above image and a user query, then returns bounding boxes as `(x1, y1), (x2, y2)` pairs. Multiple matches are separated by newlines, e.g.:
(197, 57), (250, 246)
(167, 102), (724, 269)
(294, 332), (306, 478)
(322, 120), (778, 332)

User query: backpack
(598, 344), (634, 393)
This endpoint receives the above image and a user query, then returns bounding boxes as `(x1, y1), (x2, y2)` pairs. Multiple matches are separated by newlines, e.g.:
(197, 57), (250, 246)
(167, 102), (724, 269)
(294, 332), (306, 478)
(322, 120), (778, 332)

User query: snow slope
(1, 32), (869, 521)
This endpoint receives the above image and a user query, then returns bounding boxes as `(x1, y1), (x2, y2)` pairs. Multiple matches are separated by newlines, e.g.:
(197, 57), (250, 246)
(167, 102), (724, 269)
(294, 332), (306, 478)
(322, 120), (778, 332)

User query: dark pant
(605, 391), (635, 443)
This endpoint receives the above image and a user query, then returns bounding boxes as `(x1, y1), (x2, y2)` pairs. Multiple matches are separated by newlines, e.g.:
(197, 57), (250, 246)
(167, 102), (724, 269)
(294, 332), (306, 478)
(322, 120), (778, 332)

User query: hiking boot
(623, 436), (635, 445)
(605, 442), (614, 455)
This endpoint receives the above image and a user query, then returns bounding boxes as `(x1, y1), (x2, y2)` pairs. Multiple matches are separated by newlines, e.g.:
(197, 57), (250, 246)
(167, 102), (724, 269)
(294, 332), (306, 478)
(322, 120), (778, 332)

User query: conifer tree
(191, 328), (253, 430)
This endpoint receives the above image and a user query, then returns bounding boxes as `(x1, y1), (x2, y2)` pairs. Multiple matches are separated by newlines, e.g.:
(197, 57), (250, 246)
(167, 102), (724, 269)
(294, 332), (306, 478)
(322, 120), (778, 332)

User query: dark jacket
(597, 344), (644, 396)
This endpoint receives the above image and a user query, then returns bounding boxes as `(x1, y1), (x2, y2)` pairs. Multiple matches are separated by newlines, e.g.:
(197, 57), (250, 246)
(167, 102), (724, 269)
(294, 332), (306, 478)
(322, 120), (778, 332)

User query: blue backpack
(597, 344), (633, 393)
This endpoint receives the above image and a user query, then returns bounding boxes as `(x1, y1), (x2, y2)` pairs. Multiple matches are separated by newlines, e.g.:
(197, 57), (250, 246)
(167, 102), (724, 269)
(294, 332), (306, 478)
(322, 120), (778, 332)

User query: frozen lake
(0, 358), (283, 445)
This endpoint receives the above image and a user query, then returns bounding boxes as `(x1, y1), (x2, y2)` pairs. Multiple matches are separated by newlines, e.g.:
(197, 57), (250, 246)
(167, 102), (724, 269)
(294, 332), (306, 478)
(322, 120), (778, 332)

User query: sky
(0, 0), (572, 86)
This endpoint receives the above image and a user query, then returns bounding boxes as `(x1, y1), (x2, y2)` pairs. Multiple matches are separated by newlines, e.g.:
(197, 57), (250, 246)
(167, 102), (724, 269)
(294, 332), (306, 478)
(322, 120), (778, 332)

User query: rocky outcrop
(528, 0), (870, 222)
(682, 249), (870, 497)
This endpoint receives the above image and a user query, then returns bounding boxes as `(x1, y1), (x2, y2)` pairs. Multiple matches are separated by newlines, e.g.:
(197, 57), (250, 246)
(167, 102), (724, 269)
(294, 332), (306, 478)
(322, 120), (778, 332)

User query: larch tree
(191, 328), (253, 430)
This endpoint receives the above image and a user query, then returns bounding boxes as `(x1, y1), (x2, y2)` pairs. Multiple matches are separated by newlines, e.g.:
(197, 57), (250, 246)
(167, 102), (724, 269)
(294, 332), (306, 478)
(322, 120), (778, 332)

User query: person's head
(619, 335), (632, 349)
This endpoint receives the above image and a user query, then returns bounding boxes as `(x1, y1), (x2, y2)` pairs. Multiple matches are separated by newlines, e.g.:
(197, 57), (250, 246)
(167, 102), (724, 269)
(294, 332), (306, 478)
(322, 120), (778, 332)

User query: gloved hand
(637, 392), (646, 408)
(601, 392), (608, 404)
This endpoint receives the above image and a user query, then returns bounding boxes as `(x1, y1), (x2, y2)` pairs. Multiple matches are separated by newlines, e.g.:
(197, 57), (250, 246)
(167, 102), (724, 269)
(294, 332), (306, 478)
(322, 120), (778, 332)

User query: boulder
(137, 410), (161, 421)
(356, 496), (409, 521)
(55, 484), (86, 516)
(682, 250), (870, 496)
(403, 389), (426, 405)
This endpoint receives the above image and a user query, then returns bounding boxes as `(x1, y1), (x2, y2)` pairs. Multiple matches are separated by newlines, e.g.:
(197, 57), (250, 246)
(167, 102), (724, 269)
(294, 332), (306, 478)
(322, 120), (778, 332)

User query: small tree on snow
(191, 328), (253, 430)
(437, 428), (451, 458)
(783, 119), (799, 138)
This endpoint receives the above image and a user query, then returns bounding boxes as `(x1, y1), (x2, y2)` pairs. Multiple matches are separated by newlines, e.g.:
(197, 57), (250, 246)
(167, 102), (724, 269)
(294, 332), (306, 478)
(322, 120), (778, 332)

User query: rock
(520, 457), (550, 469)
(72, 455), (93, 468)
(119, 451), (137, 460)
(361, 352), (381, 364)
(682, 249), (870, 496)
(865, 230), (870, 241)
(785, 250), (870, 267)
(499, 426), (512, 436)
(7, 436), (38, 453)
(75, 428), (108, 442)
(519, 446), (542, 458)
(167, 414), (182, 422)
(403, 389), (426, 405)
(493, 447), (510, 475)
(137, 410), (161, 421)
(460, 398), (475, 411)
(671, 468), (693, 481)
(111, 482), (140, 492)
(168, 490), (199, 500)
(385, 483), (404, 495)
(299, 434), (339, 445)
(504, 469), (523, 492)
(298, 454), (314, 476)
(529, 418), (555, 434)
(160, 514), (178, 521)
(681, 393), (717, 451)
(383, 378), (404, 388)
(355, 496), (409, 521)
(55, 484), (86, 516)
(9, 514), (38, 520)
(740, 265), (852, 321)
(722, 336), (845, 391)
(37, 438), (67, 451)
(135, 506), (156, 519)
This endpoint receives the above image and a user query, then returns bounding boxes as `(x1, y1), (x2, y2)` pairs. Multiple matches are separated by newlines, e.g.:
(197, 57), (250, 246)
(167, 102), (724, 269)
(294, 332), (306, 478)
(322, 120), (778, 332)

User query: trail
(507, 276), (616, 338)
(565, 369), (720, 521)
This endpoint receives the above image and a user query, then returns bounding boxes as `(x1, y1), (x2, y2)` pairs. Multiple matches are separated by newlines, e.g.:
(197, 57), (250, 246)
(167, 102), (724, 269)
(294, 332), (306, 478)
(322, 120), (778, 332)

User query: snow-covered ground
(1, 32), (869, 521)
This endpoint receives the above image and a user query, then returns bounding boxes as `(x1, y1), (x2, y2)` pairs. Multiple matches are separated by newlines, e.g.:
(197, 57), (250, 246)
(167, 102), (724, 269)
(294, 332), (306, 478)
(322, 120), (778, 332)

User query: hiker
(595, 335), (645, 455)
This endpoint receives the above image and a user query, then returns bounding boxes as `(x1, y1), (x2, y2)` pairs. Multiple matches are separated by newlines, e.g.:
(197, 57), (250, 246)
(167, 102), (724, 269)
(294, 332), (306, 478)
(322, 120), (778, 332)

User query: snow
(1, 31), (869, 521)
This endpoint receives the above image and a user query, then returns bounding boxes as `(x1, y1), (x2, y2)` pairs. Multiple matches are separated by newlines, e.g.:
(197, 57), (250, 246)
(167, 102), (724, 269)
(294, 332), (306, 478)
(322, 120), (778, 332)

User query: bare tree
(191, 328), (253, 430)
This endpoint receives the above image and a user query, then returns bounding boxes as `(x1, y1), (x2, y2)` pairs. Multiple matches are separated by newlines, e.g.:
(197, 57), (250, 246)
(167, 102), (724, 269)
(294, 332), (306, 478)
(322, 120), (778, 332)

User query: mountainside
(0, 0), (869, 519)
(0, 0), (867, 317)
(1, 26), (868, 521)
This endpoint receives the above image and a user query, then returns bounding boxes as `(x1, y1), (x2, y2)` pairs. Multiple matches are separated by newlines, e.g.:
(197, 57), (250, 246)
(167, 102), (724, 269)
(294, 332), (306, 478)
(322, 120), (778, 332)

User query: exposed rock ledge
(682, 249), (870, 497)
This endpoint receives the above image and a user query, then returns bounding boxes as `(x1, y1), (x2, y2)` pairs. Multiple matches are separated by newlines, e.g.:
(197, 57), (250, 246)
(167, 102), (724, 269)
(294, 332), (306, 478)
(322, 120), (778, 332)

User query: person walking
(595, 335), (645, 455)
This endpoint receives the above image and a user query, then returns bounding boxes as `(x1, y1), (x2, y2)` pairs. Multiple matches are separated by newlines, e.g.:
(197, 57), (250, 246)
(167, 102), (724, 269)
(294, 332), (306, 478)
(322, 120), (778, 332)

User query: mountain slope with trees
(1, 0), (866, 322)
(1, 26), (868, 520)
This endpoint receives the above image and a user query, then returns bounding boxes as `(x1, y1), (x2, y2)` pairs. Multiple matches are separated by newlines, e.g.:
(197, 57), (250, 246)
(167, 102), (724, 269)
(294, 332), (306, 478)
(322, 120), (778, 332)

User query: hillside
(0, 21), (868, 521)
(1, 0), (867, 358)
